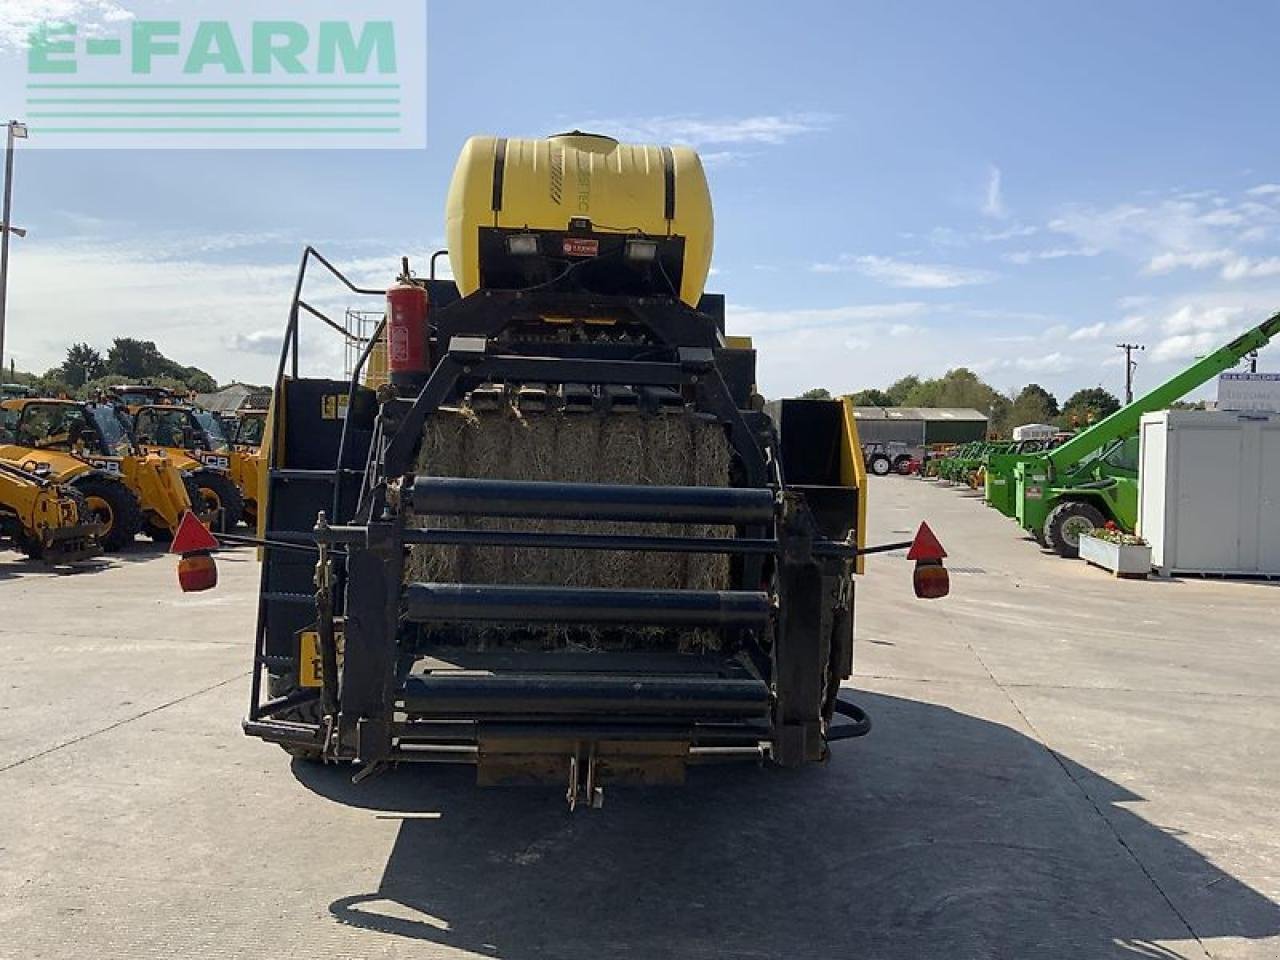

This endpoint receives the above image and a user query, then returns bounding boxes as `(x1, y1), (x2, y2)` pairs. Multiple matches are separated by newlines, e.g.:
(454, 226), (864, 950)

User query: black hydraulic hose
(827, 699), (873, 741)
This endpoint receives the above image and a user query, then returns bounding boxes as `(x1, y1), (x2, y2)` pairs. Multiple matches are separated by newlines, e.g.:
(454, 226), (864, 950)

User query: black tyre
(267, 673), (324, 761)
(72, 474), (143, 551)
(192, 469), (244, 532)
(868, 454), (892, 476)
(1044, 500), (1107, 559)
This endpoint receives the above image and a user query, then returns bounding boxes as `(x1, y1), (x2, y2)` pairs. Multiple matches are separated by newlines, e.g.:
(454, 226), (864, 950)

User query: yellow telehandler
(0, 459), (101, 563)
(106, 388), (245, 531)
(0, 397), (198, 548)
(228, 408), (266, 528)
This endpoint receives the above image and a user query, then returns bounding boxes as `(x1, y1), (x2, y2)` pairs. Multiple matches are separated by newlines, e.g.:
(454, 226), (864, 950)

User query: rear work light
(170, 510), (219, 593)
(506, 233), (540, 256)
(624, 238), (659, 262)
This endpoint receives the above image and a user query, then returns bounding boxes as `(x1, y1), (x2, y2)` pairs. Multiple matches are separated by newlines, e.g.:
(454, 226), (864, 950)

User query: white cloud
(982, 223), (1038, 242)
(1004, 246), (1100, 265)
(1144, 248), (1280, 281)
(2, 230), (421, 384)
(225, 330), (284, 356)
(1051, 190), (1280, 285)
(700, 151), (750, 169)
(1153, 332), (1220, 362)
(584, 113), (835, 148)
(1246, 184), (1280, 197)
(728, 302), (932, 338)
(0, 0), (134, 50)
(1145, 249), (1235, 274)
(1220, 256), (1280, 281)
(983, 166), (1006, 219)
(1068, 322), (1107, 341)
(1161, 304), (1240, 336)
(1014, 352), (1074, 374)
(813, 254), (996, 288)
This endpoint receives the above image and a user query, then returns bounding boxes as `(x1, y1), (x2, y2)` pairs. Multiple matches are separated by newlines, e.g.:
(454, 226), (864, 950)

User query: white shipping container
(1138, 410), (1280, 576)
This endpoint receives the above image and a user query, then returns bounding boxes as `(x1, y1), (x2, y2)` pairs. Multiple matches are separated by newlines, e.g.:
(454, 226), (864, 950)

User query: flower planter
(1079, 533), (1152, 579)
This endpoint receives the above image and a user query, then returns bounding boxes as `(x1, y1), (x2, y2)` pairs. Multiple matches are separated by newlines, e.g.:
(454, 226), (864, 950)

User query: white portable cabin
(1138, 410), (1280, 576)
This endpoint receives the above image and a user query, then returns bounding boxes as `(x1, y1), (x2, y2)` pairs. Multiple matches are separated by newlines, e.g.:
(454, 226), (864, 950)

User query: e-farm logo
(15, 3), (426, 150)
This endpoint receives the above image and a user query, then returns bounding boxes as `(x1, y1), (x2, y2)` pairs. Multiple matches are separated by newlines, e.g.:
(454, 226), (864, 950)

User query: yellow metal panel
(364, 336), (388, 390)
(445, 133), (715, 307)
(298, 629), (343, 688)
(723, 335), (753, 350)
(840, 397), (868, 575)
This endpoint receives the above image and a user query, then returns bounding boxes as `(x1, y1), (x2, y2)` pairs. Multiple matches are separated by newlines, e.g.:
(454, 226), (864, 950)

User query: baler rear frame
(245, 248), (875, 795)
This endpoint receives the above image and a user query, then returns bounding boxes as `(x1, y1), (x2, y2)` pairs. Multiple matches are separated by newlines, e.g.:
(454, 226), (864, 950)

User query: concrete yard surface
(1, 479), (1278, 959)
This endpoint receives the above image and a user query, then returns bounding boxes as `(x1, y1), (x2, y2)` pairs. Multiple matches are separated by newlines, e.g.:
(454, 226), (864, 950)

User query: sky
(2, 0), (1280, 403)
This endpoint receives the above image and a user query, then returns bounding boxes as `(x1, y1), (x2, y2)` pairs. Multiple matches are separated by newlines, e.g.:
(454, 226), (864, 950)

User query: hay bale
(405, 404), (735, 651)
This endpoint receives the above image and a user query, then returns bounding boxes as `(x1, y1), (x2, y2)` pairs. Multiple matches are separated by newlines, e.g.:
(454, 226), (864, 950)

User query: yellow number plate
(298, 630), (344, 687)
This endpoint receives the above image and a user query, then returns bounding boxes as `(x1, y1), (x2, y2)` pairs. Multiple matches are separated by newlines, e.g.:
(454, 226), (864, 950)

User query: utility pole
(0, 120), (31, 377)
(1116, 342), (1145, 405)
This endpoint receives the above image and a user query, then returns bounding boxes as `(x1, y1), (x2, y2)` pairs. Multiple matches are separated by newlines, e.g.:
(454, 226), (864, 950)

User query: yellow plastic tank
(445, 132), (714, 307)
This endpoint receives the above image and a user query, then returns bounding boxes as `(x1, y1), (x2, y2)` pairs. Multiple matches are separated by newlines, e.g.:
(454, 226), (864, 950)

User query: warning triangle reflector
(170, 511), (219, 555)
(906, 522), (947, 561)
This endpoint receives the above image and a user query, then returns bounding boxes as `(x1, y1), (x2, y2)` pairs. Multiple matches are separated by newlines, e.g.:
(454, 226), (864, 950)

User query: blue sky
(3, 0), (1280, 402)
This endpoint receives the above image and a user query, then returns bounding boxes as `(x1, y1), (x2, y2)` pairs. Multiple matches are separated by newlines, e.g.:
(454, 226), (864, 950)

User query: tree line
(799, 368), (1122, 436)
(7, 339), (219, 399)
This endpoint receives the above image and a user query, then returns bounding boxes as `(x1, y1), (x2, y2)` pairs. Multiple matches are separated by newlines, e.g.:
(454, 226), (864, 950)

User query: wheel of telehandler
(72, 475), (143, 551)
(1044, 500), (1106, 559)
(192, 469), (245, 532)
(868, 454), (892, 476)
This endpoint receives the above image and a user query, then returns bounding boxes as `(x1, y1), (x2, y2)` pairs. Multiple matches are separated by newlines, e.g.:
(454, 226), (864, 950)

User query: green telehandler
(1011, 311), (1280, 557)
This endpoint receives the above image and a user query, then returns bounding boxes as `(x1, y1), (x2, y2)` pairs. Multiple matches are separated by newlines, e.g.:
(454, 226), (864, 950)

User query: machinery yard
(3, 476), (1278, 960)
(2, 9), (1280, 959)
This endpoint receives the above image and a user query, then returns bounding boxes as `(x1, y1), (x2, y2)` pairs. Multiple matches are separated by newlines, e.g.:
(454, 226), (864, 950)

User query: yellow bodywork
(0, 399), (193, 536)
(839, 397), (869, 575)
(0, 463), (98, 560)
(446, 132), (715, 307)
(229, 447), (263, 527)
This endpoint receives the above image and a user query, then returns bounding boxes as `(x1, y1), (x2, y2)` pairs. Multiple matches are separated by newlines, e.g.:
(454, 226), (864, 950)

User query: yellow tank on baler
(445, 132), (715, 307)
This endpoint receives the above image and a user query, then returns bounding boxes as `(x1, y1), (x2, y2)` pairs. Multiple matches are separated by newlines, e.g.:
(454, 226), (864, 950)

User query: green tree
(901, 368), (1000, 410)
(60, 343), (107, 389)
(1008, 383), (1060, 429)
(847, 388), (894, 407)
(800, 387), (832, 400)
(102, 337), (217, 394)
(1060, 387), (1121, 428)
(1018, 383), (1059, 417)
(106, 338), (168, 379)
(885, 375), (920, 405)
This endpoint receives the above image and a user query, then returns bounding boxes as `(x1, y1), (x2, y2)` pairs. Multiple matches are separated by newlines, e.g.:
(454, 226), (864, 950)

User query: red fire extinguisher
(387, 257), (430, 391)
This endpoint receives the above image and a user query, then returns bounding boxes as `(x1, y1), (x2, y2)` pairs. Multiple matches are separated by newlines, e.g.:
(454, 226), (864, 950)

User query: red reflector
(913, 562), (950, 600)
(906, 521), (947, 561)
(170, 510), (219, 555)
(178, 553), (218, 592)
(562, 237), (599, 258)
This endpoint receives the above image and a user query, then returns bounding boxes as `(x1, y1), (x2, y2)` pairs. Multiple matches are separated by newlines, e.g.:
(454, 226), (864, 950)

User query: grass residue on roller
(405, 405), (735, 652)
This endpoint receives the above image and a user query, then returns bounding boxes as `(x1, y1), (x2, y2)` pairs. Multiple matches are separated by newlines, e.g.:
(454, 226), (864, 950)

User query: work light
(506, 233), (539, 256)
(624, 238), (659, 262)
